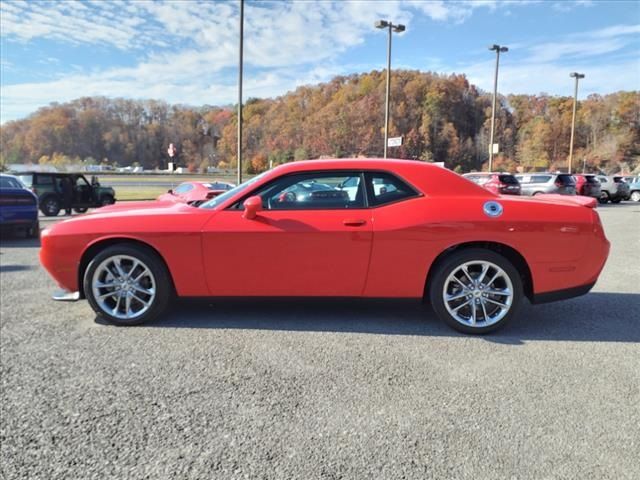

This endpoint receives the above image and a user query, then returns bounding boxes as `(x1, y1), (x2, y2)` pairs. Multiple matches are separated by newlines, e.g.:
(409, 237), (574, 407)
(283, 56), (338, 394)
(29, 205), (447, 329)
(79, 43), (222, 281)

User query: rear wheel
(598, 191), (610, 204)
(84, 244), (172, 326)
(429, 248), (523, 334)
(631, 191), (640, 202)
(99, 195), (114, 206)
(41, 196), (61, 216)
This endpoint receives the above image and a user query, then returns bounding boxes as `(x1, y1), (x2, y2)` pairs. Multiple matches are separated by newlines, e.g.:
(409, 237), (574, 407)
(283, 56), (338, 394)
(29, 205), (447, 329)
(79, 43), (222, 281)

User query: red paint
(39, 159), (610, 300)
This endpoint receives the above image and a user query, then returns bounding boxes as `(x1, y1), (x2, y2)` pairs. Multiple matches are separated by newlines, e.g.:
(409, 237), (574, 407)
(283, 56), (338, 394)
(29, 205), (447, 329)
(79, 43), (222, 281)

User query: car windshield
(199, 172), (269, 209)
(498, 174), (518, 184)
(556, 174), (575, 185)
(16, 175), (32, 187)
(0, 176), (23, 189)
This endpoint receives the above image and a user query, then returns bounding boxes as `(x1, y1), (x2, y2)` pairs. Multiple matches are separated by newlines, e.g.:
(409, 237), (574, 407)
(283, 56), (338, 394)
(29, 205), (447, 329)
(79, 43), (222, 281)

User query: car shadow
(0, 235), (41, 248)
(120, 292), (640, 344)
(0, 264), (35, 273)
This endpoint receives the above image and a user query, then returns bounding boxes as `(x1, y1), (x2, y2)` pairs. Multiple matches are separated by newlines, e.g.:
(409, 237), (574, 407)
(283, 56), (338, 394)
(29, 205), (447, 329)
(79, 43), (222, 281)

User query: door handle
(343, 219), (366, 226)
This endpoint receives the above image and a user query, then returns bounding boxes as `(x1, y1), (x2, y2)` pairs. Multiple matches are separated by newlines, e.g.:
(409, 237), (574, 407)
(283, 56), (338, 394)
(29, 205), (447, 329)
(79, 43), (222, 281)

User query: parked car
(514, 173), (576, 196)
(157, 181), (235, 206)
(40, 159), (610, 335)
(595, 175), (630, 204)
(624, 176), (640, 202)
(462, 172), (521, 195)
(16, 172), (116, 216)
(0, 173), (39, 237)
(572, 174), (601, 199)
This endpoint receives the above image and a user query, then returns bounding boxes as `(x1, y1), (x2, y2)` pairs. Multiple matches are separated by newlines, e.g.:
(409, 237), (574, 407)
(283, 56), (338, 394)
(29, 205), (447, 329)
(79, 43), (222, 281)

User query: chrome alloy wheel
(91, 255), (156, 320)
(442, 260), (514, 328)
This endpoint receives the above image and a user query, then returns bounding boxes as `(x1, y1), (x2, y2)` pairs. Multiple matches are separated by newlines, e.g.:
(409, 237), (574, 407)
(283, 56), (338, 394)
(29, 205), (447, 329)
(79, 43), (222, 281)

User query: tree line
(1, 70), (638, 174)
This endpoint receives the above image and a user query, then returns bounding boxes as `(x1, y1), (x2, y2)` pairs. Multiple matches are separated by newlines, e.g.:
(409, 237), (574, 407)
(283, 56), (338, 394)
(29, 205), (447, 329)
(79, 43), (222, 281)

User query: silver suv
(514, 173), (576, 196)
(595, 175), (630, 204)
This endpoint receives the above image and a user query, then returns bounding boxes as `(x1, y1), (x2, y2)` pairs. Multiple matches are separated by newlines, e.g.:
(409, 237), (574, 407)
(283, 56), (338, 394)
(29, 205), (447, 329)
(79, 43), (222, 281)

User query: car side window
(35, 174), (53, 186)
(174, 183), (194, 194)
(365, 172), (418, 207)
(531, 175), (551, 183)
(252, 172), (365, 210)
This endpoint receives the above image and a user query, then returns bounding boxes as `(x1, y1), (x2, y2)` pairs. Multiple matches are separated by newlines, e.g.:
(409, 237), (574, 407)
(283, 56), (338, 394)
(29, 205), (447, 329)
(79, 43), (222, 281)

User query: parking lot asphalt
(1, 203), (639, 479)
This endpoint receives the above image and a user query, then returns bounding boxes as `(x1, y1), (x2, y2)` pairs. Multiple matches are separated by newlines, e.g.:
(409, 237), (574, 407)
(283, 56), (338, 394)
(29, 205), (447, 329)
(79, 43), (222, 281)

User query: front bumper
(52, 289), (80, 301)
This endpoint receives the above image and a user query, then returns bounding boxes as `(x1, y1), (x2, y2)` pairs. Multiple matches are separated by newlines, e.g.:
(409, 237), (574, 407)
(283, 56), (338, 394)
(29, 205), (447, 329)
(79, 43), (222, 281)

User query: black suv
(16, 172), (116, 216)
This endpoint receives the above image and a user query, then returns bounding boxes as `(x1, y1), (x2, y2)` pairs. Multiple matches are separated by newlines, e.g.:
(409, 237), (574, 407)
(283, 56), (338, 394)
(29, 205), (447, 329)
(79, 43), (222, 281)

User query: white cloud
(0, 1), (638, 123)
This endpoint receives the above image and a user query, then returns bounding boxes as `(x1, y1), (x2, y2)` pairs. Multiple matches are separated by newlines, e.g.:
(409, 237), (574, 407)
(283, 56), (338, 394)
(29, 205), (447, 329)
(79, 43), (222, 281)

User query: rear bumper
(530, 282), (595, 304)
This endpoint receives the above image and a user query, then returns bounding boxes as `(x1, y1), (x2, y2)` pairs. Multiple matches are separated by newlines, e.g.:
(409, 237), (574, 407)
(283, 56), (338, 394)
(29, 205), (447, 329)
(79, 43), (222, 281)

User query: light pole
(568, 72), (585, 174)
(375, 20), (405, 158)
(488, 44), (508, 171)
(237, 0), (244, 185)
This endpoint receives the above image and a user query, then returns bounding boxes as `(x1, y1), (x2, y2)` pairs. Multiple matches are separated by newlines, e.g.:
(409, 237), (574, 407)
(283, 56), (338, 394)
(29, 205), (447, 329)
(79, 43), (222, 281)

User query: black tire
(83, 244), (172, 326)
(99, 195), (114, 206)
(74, 207), (89, 213)
(428, 248), (523, 334)
(41, 196), (61, 216)
(631, 191), (640, 203)
(598, 191), (609, 204)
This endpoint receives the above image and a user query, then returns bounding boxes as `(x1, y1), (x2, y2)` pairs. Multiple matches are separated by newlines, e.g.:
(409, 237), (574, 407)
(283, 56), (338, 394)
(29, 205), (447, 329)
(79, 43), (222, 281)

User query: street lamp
(375, 19), (405, 158)
(488, 44), (508, 171)
(568, 72), (585, 174)
(237, 0), (244, 185)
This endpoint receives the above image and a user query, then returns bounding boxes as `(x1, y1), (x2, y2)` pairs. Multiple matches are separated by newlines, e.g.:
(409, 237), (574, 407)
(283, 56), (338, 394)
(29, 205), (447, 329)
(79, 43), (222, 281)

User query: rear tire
(83, 244), (172, 326)
(99, 195), (114, 206)
(598, 191), (610, 204)
(631, 191), (640, 202)
(428, 248), (523, 334)
(41, 196), (61, 216)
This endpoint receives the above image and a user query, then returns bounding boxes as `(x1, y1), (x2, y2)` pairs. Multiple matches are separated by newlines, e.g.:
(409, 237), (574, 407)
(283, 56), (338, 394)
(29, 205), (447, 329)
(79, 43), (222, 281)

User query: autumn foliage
(1, 70), (638, 174)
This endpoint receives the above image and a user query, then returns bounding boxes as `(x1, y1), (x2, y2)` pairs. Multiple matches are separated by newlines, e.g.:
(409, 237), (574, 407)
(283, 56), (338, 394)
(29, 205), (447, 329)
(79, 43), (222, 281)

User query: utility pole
(237, 0), (244, 184)
(375, 20), (405, 158)
(568, 72), (585, 174)
(488, 44), (508, 171)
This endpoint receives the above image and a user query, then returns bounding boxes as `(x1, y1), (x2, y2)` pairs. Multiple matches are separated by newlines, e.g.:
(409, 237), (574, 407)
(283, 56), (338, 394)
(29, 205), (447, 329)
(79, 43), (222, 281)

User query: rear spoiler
(535, 194), (597, 208)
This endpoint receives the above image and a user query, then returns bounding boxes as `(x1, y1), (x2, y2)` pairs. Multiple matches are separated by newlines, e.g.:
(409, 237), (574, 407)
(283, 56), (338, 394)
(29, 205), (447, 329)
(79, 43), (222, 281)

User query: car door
(201, 171), (373, 297)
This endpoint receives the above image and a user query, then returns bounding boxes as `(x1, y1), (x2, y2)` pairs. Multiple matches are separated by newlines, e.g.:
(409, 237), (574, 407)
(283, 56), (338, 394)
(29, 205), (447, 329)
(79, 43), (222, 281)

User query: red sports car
(157, 181), (234, 206)
(40, 159), (610, 334)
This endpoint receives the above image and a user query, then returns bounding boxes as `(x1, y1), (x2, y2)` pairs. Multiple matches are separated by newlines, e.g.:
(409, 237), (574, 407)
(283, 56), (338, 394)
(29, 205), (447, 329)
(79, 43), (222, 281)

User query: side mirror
(243, 195), (262, 220)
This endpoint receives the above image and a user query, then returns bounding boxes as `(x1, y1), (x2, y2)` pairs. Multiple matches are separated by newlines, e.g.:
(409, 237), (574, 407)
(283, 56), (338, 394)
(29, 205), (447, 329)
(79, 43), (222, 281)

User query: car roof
(228, 158), (493, 203)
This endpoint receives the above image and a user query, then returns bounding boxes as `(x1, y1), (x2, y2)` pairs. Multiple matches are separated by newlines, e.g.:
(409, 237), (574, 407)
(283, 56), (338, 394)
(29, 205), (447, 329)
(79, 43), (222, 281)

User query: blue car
(0, 173), (39, 238)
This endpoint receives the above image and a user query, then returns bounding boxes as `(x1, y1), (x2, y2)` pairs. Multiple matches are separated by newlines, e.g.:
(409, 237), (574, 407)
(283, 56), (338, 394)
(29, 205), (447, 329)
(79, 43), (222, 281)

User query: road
(1, 203), (639, 479)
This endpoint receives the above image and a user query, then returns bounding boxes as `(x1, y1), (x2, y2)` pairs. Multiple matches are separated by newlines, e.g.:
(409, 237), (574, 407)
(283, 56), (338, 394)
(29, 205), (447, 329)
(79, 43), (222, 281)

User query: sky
(1, 0), (639, 123)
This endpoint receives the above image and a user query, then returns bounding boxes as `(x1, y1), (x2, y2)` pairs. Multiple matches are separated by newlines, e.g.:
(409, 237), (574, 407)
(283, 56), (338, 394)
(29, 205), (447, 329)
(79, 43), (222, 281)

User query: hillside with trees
(1, 70), (638, 174)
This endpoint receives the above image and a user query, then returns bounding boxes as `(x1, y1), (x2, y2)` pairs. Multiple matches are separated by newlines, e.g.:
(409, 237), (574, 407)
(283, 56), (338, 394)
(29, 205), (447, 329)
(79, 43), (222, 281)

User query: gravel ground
(1, 203), (639, 479)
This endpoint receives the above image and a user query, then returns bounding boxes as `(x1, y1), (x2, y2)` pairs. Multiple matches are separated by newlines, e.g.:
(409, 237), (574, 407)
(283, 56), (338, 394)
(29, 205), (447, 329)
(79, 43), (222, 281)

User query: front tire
(598, 191), (610, 204)
(428, 248), (523, 334)
(83, 244), (172, 326)
(99, 195), (115, 206)
(631, 191), (640, 202)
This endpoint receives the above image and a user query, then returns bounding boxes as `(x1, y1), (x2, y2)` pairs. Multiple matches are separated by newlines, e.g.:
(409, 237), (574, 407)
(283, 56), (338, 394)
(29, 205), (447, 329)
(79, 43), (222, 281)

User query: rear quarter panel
(364, 195), (596, 297)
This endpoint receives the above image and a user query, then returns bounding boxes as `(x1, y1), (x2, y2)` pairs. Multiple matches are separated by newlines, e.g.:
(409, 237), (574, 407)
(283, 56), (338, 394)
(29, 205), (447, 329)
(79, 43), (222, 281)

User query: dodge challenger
(40, 159), (610, 334)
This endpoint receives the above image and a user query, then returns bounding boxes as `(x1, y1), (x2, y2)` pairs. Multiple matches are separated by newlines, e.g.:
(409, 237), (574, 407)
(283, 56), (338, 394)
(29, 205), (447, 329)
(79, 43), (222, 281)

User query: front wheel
(83, 244), (172, 326)
(631, 191), (640, 202)
(598, 191), (609, 204)
(429, 249), (523, 334)
(99, 195), (115, 206)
